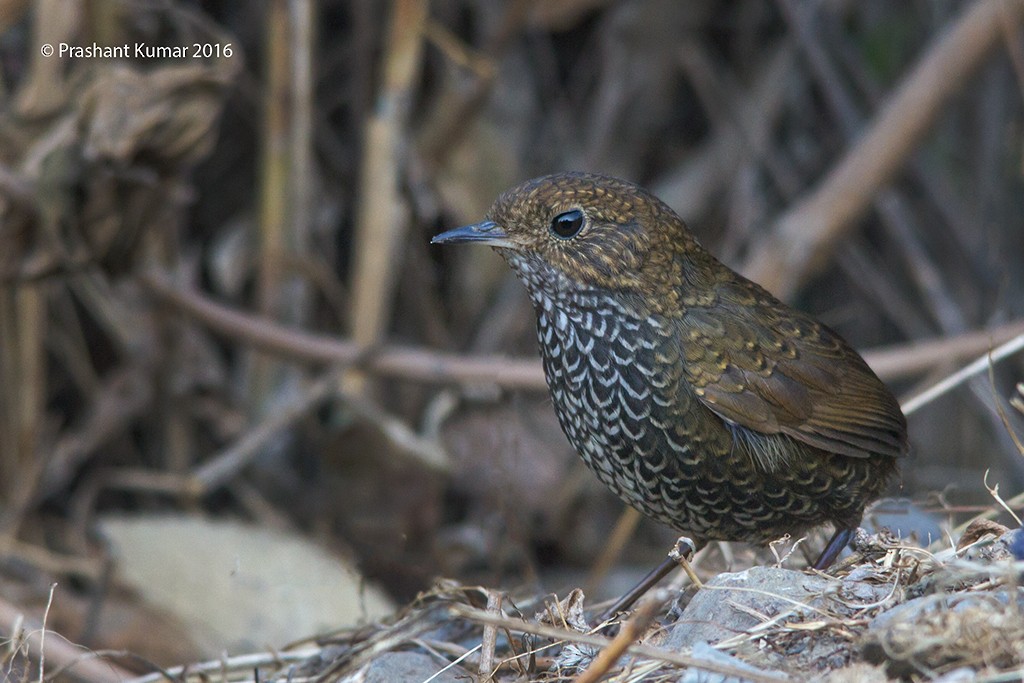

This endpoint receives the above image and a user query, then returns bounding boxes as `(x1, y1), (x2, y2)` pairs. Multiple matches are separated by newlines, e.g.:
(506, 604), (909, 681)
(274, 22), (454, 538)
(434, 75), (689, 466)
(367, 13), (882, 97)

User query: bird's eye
(550, 209), (585, 239)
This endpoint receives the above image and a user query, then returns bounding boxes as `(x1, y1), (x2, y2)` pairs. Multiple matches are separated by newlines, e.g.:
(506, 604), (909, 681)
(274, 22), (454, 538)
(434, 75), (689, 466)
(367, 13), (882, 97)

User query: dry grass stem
(572, 594), (663, 683)
(347, 0), (428, 394)
(0, 589), (135, 682)
(746, 0), (1024, 298)
(477, 590), (502, 682)
(902, 332), (1024, 415)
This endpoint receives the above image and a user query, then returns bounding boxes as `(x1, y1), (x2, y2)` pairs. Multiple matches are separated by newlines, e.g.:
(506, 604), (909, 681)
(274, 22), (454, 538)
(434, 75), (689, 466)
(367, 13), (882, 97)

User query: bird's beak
(431, 221), (518, 249)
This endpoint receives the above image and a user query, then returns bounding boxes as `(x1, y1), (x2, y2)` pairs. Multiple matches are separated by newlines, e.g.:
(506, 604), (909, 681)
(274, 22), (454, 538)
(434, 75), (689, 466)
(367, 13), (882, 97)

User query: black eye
(550, 209), (585, 239)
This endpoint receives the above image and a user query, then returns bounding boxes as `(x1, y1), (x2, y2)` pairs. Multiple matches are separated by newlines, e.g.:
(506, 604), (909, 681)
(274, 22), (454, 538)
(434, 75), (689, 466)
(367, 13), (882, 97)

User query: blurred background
(1, 0), (1023, 674)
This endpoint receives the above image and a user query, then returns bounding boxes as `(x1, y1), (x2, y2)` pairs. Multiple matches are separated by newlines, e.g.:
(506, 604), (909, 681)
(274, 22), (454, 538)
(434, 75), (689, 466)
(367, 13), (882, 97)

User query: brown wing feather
(680, 280), (908, 461)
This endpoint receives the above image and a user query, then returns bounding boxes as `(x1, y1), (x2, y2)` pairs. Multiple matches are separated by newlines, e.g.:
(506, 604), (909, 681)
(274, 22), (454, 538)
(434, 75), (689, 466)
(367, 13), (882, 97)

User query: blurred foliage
(0, 0), (1023, 672)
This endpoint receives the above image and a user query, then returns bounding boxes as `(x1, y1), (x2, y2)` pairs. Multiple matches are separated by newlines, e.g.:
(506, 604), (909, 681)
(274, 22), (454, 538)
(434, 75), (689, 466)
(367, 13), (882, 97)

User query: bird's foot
(597, 536), (701, 623)
(669, 536), (703, 589)
(812, 526), (857, 571)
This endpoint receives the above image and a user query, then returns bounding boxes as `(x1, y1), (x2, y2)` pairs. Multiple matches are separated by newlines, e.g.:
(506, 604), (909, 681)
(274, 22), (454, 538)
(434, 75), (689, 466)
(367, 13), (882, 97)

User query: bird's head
(433, 172), (704, 303)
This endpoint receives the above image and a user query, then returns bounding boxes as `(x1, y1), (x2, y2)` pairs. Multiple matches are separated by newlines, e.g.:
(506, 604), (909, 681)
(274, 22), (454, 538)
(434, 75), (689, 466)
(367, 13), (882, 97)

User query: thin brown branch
(194, 368), (448, 489)
(142, 273), (1024, 391)
(40, 367), (153, 499)
(744, 0), (1024, 299)
(866, 320), (1024, 381)
(0, 537), (103, 582)
(477, 591), (502, 683)
(902, 331), (1024, 415)
(572, 594), (662, 683)
(140, 272), (547, 389)
(191, 370), (342, 489)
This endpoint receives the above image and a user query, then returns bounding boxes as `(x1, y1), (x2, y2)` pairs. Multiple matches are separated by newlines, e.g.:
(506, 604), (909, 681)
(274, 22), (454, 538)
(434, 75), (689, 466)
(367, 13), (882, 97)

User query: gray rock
(665, 567), (893, 676)
(932, 668), (985, 683)
(676, 642), (786, 683)
(667, 568), (832, 648)
(364, 651), (468, 683)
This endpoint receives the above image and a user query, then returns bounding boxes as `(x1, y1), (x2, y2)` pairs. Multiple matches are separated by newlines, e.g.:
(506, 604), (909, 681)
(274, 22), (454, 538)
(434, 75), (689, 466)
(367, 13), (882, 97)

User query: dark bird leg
(813, 526), (856, 570)
(598, 537), (700, 622)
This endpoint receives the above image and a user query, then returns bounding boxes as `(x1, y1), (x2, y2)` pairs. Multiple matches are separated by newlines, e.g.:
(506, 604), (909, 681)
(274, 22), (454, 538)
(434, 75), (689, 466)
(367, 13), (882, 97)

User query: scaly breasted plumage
(433, 172), (907, 567)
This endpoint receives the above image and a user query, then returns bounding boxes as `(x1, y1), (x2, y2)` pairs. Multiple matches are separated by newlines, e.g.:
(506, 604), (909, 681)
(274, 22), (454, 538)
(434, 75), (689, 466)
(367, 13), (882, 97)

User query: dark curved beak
(431, 221), (516, 248)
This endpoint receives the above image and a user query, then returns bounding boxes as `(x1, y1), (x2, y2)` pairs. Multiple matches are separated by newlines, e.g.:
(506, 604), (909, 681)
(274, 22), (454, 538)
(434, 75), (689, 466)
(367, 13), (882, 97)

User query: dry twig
(348, 0), (428, 393)
(745, 0), (1024, 298)
(144, 272), (1024, 387)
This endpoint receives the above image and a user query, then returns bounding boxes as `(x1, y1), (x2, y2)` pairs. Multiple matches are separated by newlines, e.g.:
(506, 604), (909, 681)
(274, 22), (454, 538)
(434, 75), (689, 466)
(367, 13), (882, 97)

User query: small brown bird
(433, 172), (907, 578)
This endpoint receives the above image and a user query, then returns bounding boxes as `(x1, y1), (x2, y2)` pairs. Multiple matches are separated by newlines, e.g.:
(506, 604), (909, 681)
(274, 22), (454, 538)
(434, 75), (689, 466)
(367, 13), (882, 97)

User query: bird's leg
(669, 537), (704, 589)
(812, 526), (856, 570)
(598, 537), (701, 622)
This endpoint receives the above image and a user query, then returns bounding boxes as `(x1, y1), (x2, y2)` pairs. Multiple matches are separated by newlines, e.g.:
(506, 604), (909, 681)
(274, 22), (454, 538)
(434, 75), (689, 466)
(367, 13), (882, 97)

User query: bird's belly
(536, 311), (887, 544)
(543, 363), (750, 539)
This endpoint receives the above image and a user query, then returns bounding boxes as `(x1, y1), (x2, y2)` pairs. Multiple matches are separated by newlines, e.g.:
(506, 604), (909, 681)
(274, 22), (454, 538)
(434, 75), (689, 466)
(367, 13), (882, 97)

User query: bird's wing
(678, 283), (907, 461)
